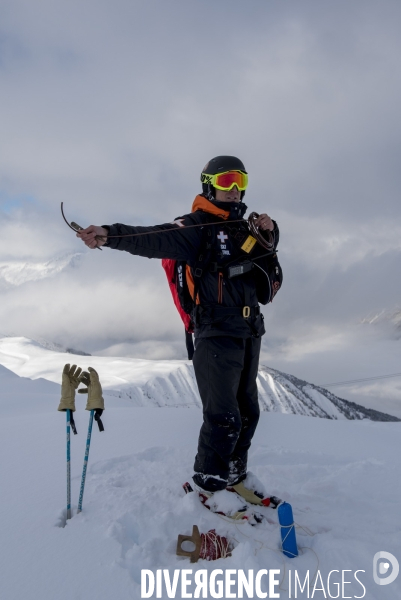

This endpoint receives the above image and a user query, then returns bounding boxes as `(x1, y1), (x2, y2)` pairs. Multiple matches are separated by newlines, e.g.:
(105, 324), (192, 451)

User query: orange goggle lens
(210, 170), (248, 191)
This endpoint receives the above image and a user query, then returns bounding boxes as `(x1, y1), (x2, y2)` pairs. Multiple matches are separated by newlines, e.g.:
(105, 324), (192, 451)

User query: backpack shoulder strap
(192, 224), (215, 279)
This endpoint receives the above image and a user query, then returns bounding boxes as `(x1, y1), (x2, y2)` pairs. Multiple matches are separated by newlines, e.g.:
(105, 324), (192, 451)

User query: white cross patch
(171, 218), (185, 228)
(217, 231), (228, 243)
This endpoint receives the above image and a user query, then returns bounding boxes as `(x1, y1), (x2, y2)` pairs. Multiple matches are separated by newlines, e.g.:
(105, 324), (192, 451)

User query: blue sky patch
(0, 192), (37, 213)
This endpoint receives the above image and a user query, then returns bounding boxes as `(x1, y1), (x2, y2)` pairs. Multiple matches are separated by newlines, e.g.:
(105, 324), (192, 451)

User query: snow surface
(0, 340), (400, 599)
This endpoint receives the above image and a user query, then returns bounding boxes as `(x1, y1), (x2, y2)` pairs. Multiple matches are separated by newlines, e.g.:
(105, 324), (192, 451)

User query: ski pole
(59, 364), (81, 521)
(77, 410), (94, 513)
(77, 367), (105, 514)
(66, 409), (72, 520)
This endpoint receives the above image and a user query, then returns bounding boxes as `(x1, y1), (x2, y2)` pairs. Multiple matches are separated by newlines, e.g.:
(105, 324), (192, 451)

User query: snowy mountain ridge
(0, 336), (397, 421)
(361, 307), (401, 338)
(258, 367), (399, 421)
(0, 333), (91, 356)
(0, 252), (83, 288)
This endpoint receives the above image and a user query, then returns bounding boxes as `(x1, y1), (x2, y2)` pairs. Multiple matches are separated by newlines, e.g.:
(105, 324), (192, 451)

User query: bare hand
(76, 225), (108, 249)
(255, 213), (274, 231)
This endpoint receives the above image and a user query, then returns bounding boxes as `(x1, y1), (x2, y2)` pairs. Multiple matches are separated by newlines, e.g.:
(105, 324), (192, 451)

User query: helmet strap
(207, 183), (215, 201)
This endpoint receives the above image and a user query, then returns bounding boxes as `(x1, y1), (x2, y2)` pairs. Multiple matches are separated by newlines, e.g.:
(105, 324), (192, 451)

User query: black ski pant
(192, 335), (261, 492)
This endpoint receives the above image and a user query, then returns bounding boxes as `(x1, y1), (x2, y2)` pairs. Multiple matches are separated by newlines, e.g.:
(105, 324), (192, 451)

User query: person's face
(214, 185), (241, 203)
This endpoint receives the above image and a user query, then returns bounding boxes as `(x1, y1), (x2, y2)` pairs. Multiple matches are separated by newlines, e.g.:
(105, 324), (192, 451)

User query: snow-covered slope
(0, 363), (60, 415)
(0, 367), (400, 600)
(0, 336), (397, 421)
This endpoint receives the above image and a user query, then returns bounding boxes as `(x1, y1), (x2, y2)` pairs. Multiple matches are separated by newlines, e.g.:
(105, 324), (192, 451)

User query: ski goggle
(201, 170), (248, 191)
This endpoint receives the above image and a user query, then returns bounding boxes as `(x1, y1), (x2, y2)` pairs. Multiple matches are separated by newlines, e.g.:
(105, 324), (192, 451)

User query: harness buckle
(243, 306), (251, 319)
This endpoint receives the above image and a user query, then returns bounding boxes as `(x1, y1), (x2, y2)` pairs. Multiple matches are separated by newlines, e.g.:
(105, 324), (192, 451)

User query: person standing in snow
(77, 156), (282, 518)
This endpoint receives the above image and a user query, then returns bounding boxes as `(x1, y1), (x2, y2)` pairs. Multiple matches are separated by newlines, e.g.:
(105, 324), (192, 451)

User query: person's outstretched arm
(76, 215), (204, 262)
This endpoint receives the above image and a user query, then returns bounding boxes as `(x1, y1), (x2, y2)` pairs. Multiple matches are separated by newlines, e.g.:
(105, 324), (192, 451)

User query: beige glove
(58, 364), (83, 411)
(78, 367), (105, 410)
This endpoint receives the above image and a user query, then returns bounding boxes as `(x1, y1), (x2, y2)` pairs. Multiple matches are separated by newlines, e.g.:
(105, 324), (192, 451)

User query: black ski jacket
(104, 195), (281, 339)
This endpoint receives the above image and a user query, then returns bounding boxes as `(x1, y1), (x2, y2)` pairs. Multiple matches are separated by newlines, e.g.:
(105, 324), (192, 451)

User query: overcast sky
(1, 0), (400, 416)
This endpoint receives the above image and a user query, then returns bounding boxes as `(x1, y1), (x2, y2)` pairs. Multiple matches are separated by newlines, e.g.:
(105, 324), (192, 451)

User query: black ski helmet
(201, 155), (247, 200)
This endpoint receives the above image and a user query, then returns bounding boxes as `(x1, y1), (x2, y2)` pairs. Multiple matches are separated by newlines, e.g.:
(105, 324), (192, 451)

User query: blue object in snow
(278, 502), (298, 558)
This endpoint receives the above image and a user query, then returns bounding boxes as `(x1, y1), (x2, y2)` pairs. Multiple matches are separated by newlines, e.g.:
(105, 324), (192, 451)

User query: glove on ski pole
(58, 364), (83, 434)
(58, 364), (83, 520)
(77, 367), (105, 513)
(78, 367), (105, 431)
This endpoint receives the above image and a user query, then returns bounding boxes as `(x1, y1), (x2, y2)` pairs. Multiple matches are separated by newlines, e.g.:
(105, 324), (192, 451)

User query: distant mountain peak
(259, 366), (399, 422)
(0, 335), (91, 356)
(361, 307), (401, 327)
(0, 252), (83, 288)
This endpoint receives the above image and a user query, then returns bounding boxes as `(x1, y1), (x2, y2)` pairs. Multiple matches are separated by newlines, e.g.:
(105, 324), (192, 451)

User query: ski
(183, 482), (263, 525)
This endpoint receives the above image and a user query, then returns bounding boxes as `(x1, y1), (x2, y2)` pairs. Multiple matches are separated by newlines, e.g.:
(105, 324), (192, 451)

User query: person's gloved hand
(58, 364), (83, 412)
(78, 367), (105, 411)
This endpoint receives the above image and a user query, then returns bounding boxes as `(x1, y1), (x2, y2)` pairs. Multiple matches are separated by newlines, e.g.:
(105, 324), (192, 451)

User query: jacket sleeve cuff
(100, 225), (112, 248)
(101, 223), (142, 252)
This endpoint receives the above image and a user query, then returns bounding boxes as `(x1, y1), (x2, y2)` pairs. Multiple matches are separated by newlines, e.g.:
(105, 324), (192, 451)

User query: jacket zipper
(218, 272), (223, 304)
